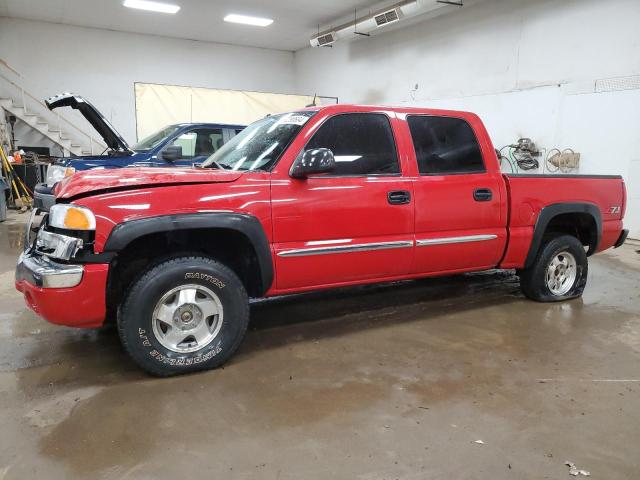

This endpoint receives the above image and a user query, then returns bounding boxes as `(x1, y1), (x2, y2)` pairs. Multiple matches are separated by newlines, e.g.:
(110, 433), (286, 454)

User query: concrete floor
(1, 209), (639, 480)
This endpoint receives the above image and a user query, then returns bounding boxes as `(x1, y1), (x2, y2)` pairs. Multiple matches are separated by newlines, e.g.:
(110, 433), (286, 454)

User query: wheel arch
(524, 202), (601, 268)
(103, 213), (273, 297)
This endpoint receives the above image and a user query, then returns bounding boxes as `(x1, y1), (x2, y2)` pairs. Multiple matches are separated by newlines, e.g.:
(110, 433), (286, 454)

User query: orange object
(64, 207), (91, 229)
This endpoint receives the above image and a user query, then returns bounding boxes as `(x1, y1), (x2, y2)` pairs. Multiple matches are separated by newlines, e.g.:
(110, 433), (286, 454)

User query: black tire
(118, 255), (249, 376)
(519, 235), (588, 302)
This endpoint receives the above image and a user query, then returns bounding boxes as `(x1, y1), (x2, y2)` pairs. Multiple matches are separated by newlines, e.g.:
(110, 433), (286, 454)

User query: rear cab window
(305, 113), (399, 176)
(406, 115), (485, 175)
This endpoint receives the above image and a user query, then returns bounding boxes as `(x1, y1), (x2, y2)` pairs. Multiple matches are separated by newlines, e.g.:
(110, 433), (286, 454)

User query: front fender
(103, 212), (274, 293)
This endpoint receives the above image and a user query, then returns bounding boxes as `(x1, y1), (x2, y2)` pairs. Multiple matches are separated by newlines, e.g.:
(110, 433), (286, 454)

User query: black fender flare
(103, 212), (273, 293)
(525, 202), (601, 268)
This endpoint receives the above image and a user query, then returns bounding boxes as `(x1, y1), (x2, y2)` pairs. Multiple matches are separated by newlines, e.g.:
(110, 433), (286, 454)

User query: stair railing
(0, 58), (107, 152)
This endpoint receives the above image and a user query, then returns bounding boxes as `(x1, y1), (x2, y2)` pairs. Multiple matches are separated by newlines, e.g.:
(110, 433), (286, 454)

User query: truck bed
(500, 173), (626, 268)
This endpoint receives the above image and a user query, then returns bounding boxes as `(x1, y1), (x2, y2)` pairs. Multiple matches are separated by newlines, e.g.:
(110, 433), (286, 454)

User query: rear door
(271, 111), (415, 291)
(404, 114), (507, 273)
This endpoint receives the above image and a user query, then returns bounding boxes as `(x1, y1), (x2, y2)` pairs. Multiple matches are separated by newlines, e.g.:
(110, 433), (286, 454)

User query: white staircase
(0, 59), (106, 156)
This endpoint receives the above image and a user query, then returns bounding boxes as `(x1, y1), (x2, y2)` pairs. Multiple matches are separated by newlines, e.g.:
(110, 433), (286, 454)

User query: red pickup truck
(16, 105), (628, 376)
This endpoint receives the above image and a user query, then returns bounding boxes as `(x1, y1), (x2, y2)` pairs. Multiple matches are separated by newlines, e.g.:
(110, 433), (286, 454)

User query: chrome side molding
(278, 235), (497, 257)
(416, 234), (497, 246)
(278, 240), (413, 257)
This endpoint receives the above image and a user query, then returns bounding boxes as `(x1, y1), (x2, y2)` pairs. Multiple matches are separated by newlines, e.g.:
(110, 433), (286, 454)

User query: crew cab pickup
(34, 93), (244, 211)
(15, 105), (628, 376)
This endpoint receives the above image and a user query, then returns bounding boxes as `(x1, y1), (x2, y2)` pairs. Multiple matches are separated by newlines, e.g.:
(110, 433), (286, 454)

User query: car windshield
(201, 111), (315, 171)
(133, 125), (180, 151)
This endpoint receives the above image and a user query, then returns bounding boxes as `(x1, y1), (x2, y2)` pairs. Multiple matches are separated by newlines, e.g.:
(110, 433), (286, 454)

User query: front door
(404, 114), (507, 274)
(271, 112), (414, 291)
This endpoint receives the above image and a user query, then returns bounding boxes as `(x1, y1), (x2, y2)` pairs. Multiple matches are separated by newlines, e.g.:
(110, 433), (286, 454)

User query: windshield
(133, 125), (180, 151)
(201, 111), (315, 171)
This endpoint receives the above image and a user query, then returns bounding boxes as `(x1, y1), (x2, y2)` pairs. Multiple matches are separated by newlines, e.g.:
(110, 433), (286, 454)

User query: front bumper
(15, 212), (109, 328)
(16, 252), (83, 288)
(15, 252), (109, 328)
(33, 183), (55, 212)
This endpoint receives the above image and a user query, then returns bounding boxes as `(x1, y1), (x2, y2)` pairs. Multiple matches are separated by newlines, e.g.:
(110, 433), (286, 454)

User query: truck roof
(300, 103), (478, 119)
(172, 122), (246, 129)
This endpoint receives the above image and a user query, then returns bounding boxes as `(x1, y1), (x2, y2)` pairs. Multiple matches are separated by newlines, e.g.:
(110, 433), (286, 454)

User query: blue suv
(34, 93), (244, 210)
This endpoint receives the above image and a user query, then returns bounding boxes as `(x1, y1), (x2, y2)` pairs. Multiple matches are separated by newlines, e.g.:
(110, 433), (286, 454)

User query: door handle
(473, 188), (493, 202)
(388, 190), (411, 205)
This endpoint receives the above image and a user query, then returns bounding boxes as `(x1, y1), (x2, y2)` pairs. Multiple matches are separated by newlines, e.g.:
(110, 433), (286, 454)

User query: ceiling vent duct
(310, 0), (460, 47)
(374, 8), (401, 27)
(310, 31), (336, 47)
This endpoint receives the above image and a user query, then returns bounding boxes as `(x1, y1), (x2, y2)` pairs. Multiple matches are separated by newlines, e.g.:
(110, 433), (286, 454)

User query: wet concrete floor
(1, 209), (639, 479)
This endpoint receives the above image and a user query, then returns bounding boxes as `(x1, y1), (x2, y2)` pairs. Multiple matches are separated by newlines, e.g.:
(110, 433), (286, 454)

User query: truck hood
(45, 93), (132, 154)
(54, 167), (243, 199)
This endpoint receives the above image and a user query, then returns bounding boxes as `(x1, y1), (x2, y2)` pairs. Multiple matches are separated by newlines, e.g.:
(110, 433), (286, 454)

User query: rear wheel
(118, 255), (249, 376)
(519, 235), (588, 302)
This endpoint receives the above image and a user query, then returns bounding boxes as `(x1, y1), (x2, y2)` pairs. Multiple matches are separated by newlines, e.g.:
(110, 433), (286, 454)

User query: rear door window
(407, 116), (485, 175)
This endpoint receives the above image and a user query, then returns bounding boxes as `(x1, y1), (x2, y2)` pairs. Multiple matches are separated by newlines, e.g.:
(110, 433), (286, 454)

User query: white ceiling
(0, 0), (406, 51)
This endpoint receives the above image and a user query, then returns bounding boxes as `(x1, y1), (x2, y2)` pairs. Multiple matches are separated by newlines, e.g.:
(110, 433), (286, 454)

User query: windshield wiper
(198, 161), (232, 170)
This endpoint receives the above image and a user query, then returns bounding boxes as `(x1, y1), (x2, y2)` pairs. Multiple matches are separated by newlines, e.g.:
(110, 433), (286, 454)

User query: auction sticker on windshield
(278, 113), (311, 126)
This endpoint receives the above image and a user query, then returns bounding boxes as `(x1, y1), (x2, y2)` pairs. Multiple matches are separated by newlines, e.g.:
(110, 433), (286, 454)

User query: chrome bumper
(18, 212), (83, 288)
(16, 252), (84, 288)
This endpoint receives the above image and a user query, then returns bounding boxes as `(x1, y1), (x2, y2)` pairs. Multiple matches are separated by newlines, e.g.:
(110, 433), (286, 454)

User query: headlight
(49, 204), (96, 230)
(46, 165), (75, 187)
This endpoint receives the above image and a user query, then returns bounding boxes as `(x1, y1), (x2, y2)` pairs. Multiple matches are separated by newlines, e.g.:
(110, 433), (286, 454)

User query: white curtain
(134, 83), (317, 140)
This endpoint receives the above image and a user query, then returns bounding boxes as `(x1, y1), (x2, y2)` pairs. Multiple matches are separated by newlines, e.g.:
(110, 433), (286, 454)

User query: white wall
(294, 0), (640, 237)
(0, 17), (296, 144)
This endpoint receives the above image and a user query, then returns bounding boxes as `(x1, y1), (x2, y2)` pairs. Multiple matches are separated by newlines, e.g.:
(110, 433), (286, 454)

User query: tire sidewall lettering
(184, 272), (226, 289)
(137, 326), (224, 366)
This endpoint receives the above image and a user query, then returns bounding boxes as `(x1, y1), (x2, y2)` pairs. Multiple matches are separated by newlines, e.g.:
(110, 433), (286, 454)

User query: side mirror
(160, 145), (182, 162)
(290, 148), (335, 179)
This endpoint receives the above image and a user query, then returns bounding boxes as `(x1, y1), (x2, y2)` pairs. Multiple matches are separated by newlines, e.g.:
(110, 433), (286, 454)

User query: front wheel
(118, 256), (249, 376)
(519, 235), (588, 302)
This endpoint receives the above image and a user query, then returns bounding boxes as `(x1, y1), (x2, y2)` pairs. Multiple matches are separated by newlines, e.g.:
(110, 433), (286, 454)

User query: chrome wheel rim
(545, 251), (577, 296)
(151, 284), (223, 353)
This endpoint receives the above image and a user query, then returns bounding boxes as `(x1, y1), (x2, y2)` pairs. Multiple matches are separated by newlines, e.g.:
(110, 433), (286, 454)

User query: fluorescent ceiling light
(224, 14), (273, 27)
(123, 0), (180, 14)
